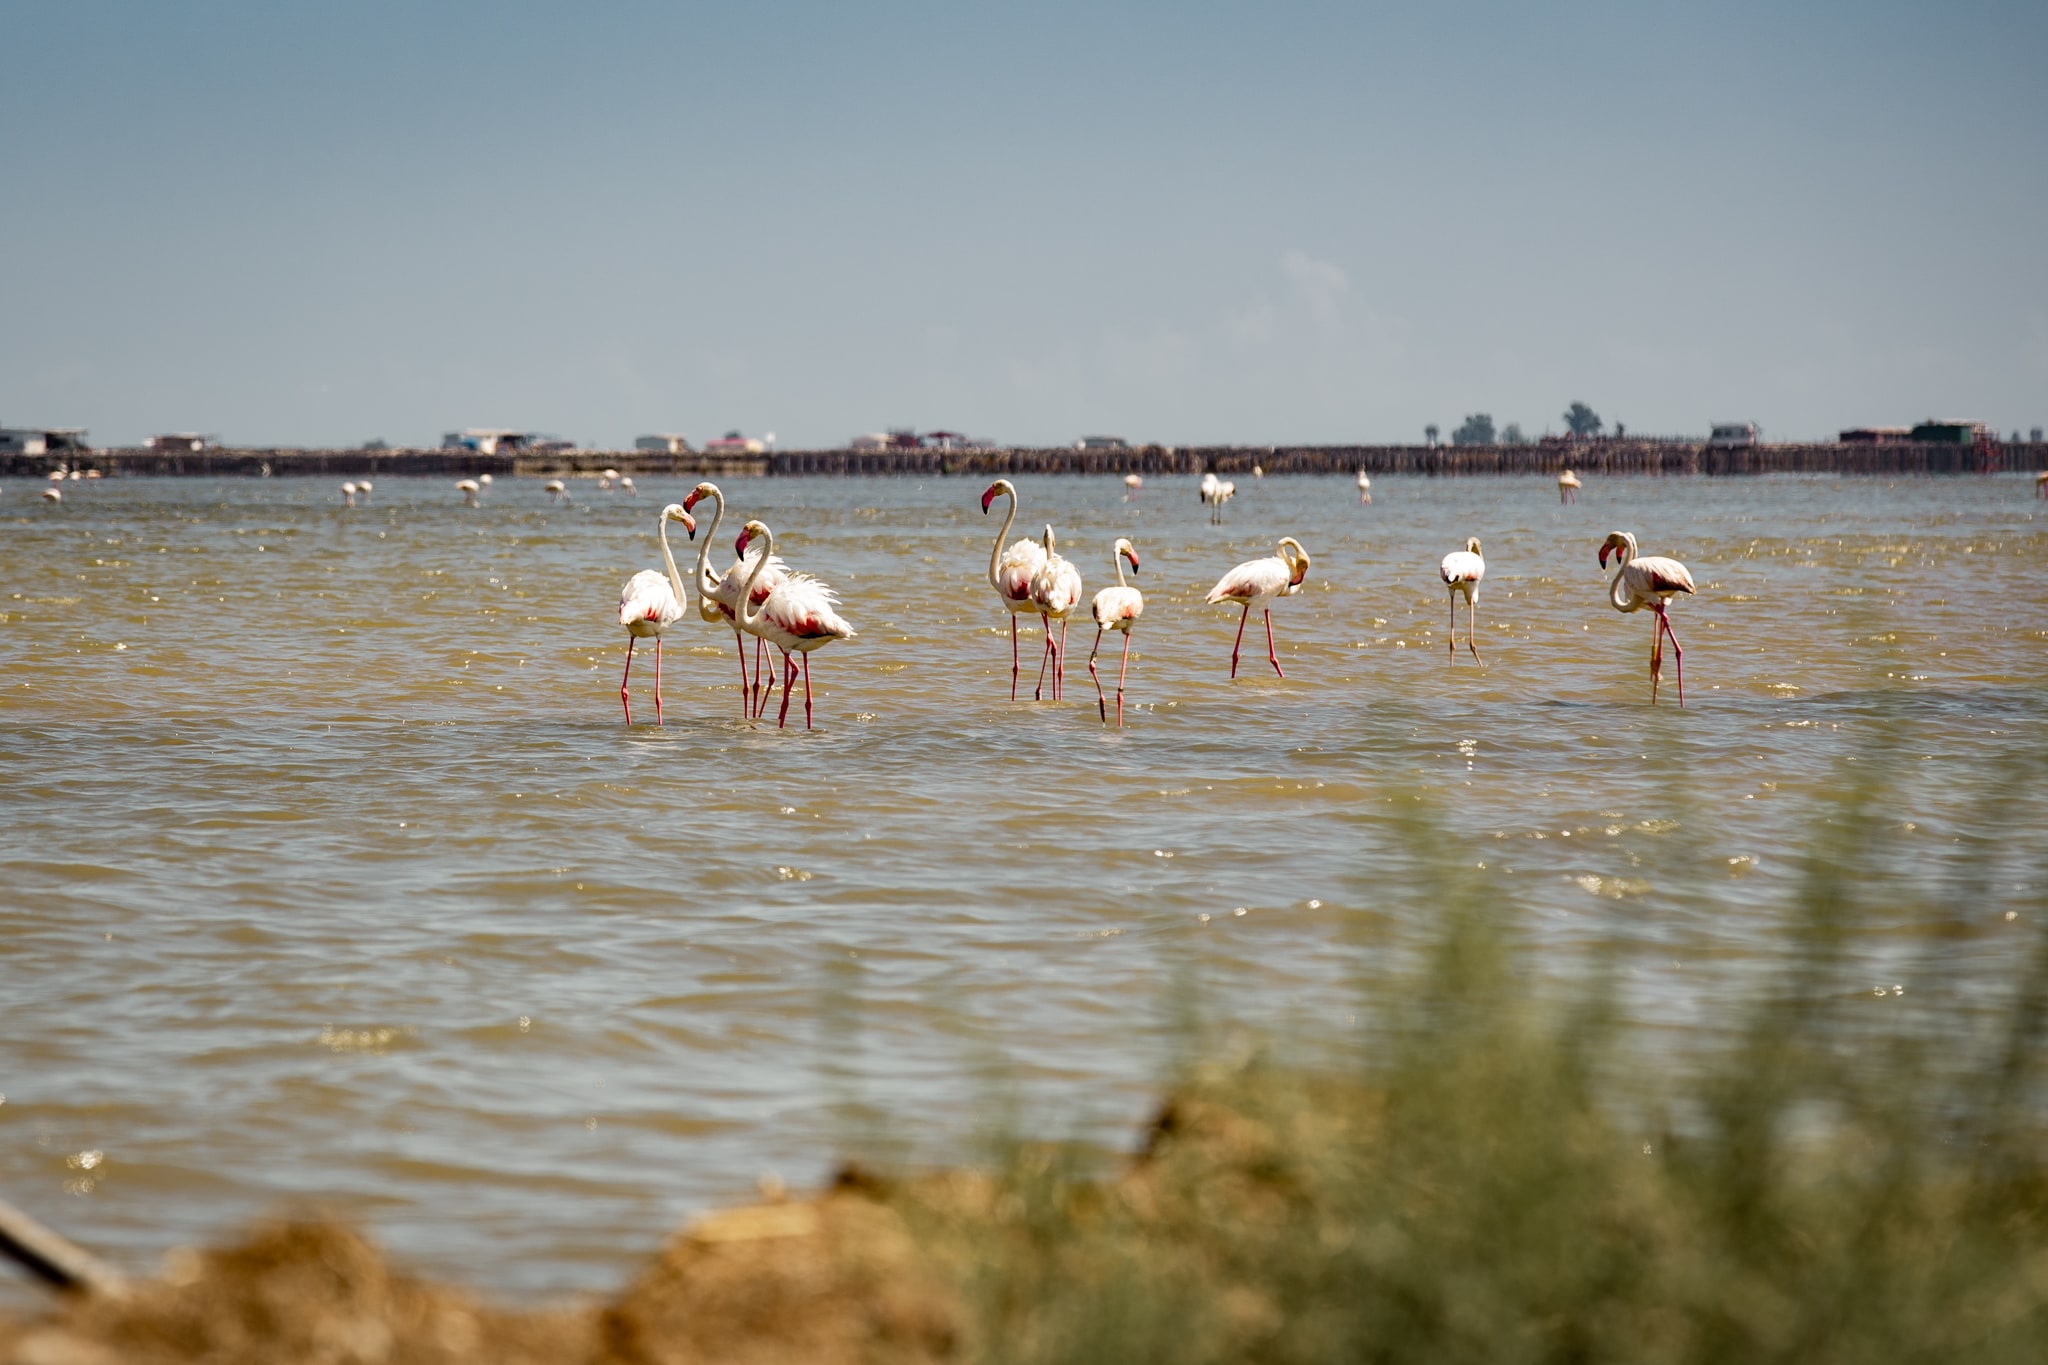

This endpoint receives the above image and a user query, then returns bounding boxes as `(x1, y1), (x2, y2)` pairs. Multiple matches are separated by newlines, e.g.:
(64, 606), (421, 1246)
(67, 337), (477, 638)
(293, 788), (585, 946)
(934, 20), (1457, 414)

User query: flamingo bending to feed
(1029, 524), (1084, 701)
(1123, 473), (1143, 495)
(599, 468), (621, 491)
(619, 476), (636, 497)
(734, 520), (855, 730)
(683, 481), (788, 718)
(1356, 471), (1372, 504)
(981, 480), (1048, 700)
(341, 482), (358, 507)
(456, 479), (481, 506)
(41, 488), (61, 504)
(1600, 530), (1697, 706)
(1439, 537), (1486, 664)
(1205, 537), (1310, 678)
(1087, 539), (1143, 725)
(1558, 469), (1581, 504)
(544, 480), (568, 503)
(356, 479), (373, 500)
(477, 474), (492, 487)
(616, 504), (697, 725)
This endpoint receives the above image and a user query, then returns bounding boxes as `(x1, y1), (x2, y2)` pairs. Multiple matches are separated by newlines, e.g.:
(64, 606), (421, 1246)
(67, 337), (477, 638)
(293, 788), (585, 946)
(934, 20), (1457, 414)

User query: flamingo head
(1114, 537), (1139, 575)
(1466, 536), (1482, 556)
(735, 518), (770, 557)
(1279, 537), (1310, 586)
(683, 481), (717, 512)
(662, 504), (698, 539)
(1598, 531), (1635, 568)
(980, 480), (1012, 514)
(1041, 523), (1057, 554)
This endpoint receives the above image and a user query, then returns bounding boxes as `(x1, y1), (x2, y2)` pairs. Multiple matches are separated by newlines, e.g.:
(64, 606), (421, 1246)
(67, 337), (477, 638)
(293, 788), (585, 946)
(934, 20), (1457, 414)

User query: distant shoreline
(5, 441), (2039, 480)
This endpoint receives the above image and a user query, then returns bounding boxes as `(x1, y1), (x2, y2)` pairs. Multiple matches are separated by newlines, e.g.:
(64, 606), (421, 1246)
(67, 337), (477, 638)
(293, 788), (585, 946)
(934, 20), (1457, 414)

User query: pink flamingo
(981, 480), (1048, 700)
(734, 520), (856, 730)
(1204, 537), (1310, 678)
(683, 482), (787, 717)
(1558, 470), (1581, 504)
(1029, 524), (1084, 701)
(1439, 536), (1485, 664)
(1087, 538), (1143, 725)
(616, 504), (697, 725)
(1600, 530), (1697, 705)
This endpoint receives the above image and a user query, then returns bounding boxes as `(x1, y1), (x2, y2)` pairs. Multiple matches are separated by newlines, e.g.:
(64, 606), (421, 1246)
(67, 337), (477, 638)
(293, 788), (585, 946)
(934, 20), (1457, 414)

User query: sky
(3, 0), (2045, 449)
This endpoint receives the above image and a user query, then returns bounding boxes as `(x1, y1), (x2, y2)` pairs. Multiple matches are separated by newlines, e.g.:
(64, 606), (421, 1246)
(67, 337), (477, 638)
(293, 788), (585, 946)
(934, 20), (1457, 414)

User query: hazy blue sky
(4, 0), (2044, 448)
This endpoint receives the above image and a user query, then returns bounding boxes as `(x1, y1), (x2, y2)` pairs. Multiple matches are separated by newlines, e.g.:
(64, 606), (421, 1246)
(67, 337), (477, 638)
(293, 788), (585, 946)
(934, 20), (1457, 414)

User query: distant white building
(0, 427), (90, 456)
(1075, 435), (1127, 450)
(634, 434), (693, 454)
(441, 428), (527, 454)
(1708, 422), (1761, 448)
(146, 433), (210, 452)
(703, 430), (767, 454)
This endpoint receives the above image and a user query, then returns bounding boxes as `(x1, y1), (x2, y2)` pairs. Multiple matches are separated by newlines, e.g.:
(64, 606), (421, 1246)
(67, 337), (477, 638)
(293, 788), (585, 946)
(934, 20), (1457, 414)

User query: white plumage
(1029, 524), (1084, 701)
(1088, 538), (1144, 726)
(1600, 530), (1697, 705)
(683, 482), (789, 717)
(616, 503), (696, 725)
(981, 480), (1050, 700)
(455, 479), (481, 506)
(544, 480), (568, 503)
(1439, 536), (1486, 664)
(735, 519), (856, 730)
(1204, 536), (1309, 678)
(1356, 471), (1372, 504)
(340, 482), (358, 507)
(1558, 469), (1582, 503)
(1199, 472), (1236, 521)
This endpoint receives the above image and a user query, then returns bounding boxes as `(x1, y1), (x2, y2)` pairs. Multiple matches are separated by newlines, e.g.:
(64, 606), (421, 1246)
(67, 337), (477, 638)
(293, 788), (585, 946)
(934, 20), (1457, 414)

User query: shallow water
(2, 472), (2045, 1300)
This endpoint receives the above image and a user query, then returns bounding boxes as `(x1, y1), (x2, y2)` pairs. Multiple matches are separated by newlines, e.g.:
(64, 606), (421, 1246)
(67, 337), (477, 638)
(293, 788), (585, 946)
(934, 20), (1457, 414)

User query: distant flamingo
(40, 488), (61, 504)
(981, 480), (1048, 700)
(1199, 472), (1235, 522)
(544, 480), (568, 503)
(1558, 469), (1581, 504)
(1029, 524), (1084, 701)
(356, 479), (373, 500)
(616, 503), (697, 725)
(1205, 537), (1310, 678)
(1124, 473), (1143, 495)
(477, 474), (492, 487)
(1439, 536), (1485, 664)
(1253, 465), (1264, 479)
(2036, 471), (2047, 499)
(456, 479), (481, 506)
(1356, 471), (1372, 504)
(599, 468), (620, 491)
(1087, 539), (1144, 725)
(1600, 530), (1697, 706)
(683, 481), (788, 718)
(619, 476), (637, 497)
(734, 519), (856, 730)
(340, 482), (358, 508)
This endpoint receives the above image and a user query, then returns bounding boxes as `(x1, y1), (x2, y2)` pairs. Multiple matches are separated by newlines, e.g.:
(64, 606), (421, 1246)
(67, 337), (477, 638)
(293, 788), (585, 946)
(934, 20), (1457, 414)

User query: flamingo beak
(980, 486), (997, 513)
(1598, 545), (1612, 568)
(683, 490), (700, 512)
(682, 511), (697, 539)
(1127, 551), (1141, 574)
(735, 529), (752, 556)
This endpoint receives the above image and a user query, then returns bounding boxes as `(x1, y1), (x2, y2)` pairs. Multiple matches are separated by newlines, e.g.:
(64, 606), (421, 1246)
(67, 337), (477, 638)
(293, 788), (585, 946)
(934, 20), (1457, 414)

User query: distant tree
(1501, 422), (1526, 445)
(361, 438), (389, 451)
(1425, 424), (1440, 447)
(2032, 427), (2043, 442)
(1614, 421), (1626, 440)
(1451, 413), (1496, 446)
(1563, 402), (1603, 438)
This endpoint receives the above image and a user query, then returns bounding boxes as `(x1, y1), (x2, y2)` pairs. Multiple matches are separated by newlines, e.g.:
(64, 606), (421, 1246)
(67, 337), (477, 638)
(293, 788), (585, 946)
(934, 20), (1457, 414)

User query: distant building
(849, 433), (891, 451)
(634, 434), (692, 454)
(703, 430), (767, 454)
(1075, 435), (1127, 451)
(146, 433), (211, 452)
(0, 427), (90, 456)
(1708, 422), (1760, 448)
(441, 429), (527, 454)
(1840, 427), (1913, 445)
(1908, 419), (1991, 444)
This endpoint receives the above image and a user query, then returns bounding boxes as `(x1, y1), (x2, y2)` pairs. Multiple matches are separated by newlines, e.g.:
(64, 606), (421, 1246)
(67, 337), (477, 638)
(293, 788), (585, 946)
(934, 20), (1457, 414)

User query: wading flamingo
(981, 480), (1048, 700)
(1558, 469), (1581, 504)
(1029, 524), (1084, 701)
(1123, 473), (1143, 496)
(477, 474), (492, 488)
(41, 488), (61, 504)
(1199, 472), (1235, 522)
(1439, 537), (1485, 664)
(1088, 539), (1143, 726)
(544, 480), (568, 503)
(356, 479), (373, 500)
(1356, 471), (1372, 504)
(340, 482), (358, 507)
(456, 479), (481, 506)
(1205, 537), (1310, 678)
(2036, 471), (2047, 499)
(1600, 530), (1697, 706)
(683, 482), (788, 718)
(619, 476), (636, 497)
(599, 468), (621, 491)
(616, 503), (697, 725)
(734, 519), (856, 730)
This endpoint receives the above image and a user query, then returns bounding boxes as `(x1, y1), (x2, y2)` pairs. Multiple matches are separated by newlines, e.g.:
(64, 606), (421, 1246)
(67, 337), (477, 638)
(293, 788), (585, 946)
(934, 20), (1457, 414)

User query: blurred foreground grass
(6, 740), (2048, 1363)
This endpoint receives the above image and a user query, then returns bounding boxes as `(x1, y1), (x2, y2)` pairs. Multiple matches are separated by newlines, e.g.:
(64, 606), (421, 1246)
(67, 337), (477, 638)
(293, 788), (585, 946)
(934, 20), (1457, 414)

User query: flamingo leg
(1010, 614), (1021, 701)
(1662, 611), (1685, 707)
(801, 650), (814, 730)
(1034, 614), (1054, 700)
(1057, 617), (1069, 700)
(754, 636), (770, 718)
(1448, 592), (1457, 659)
(1117, 631), (1131, 727)
(777, 651), (798, 729)
(620, 638), (637, 724)
(653, 638), (665, 726)
(1648, 613), (1665, 703)
(1466, 593), (1483, 665)
(1089, 627), (1106, 722)
(1264, 608), (1284, 678)
(732, 628), (750, 717)
(1229, 603), (1250, 678)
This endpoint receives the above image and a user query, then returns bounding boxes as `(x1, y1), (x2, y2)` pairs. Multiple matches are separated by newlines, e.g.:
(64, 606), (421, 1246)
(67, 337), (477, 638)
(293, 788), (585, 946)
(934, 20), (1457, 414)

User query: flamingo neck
(694, 491), (723, 595)
(1112, 550), (1128, 589)
(988, 488), (1016, 590)
(658, 515), (687, 610)
(738, 525), (777, 630)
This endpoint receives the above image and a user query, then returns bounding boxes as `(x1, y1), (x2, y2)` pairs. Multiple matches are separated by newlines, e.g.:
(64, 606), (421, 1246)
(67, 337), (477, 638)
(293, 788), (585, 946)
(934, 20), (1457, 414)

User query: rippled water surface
(3, 472), (2045, 1299)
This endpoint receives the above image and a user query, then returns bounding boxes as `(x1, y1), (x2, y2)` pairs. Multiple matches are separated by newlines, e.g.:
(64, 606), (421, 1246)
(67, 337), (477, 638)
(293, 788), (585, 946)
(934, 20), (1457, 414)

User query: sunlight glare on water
(1, 472), (2044, 1299)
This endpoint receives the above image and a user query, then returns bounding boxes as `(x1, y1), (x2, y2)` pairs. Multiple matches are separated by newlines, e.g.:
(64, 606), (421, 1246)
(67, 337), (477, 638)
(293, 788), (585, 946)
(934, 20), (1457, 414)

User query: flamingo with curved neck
(735, 520), (856, 730)
(1087, 538), (1143, 725)
(615, 503), (697, 724)
(681, 481), (773, 716)
(981, 480), (1048, 700)
(1600, 530), (1697, 705)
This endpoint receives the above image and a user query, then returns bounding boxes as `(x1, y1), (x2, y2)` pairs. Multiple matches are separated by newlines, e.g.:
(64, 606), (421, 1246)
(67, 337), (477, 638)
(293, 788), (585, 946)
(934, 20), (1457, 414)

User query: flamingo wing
(1440, 551), (1484, 585)
(1205, 556), (1287, 604)
(1092, 585), (1143, 630)
(996, 539), (1046, 604)
(620, 570), (685, 628)
(1631, 556), (1695, 596)
(762, 575), (856, 642)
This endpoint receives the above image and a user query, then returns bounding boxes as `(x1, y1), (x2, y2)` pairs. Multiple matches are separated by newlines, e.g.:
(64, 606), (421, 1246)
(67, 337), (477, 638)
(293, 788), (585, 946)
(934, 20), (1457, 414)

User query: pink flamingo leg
(1448, 593), (1457, 658)
(776, 651), (798, 729)
(753, 636), (770, 718)
(1466, 594), (1484, 664)
(1034, 614), (1054, 700)
(1088, 627), (1106, 722)
(620, 638), (637, 724)
(732, 628), (750, 717)
(1057, 617), (1069, 699)
(1229, 603), (1250, 678)
(1648, 611), (1665, 703)
(801, 651), (814, 730)
(1662, 610), (1686, 707)
(1010, 615), (1021, 701)
(1264, 608), (1284, 678)
(1116, 631), (1131, 727)
(653, 638), (665, 727)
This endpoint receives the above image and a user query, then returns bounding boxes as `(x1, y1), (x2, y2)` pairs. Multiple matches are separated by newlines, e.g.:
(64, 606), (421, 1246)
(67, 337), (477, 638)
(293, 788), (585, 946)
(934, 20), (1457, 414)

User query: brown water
(2, 472), (2044, 1300)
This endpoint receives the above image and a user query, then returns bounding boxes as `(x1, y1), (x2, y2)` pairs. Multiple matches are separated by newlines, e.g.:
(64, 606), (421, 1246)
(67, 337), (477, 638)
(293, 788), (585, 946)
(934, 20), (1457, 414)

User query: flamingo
(682, 481), (788, 718)
(477, 474), (492, 487)
(1029, 524), (1084, 701)
(619, 476), (637, 497)
(47, 469), (65, 483)
(340, 482), (358, 508)
(1123, 473), (1143, 496)
(599, 467), (621, 491)
(981, 480), (1048, 700)
(1558, 469), (1581, 504)
(2035, 471), (2047, 499)
(455, 478), (481, 506)
(1087, 539), (1143, 726)
(544, 479), (569, 503)
(616, 503), (697, 725)
(1439, 537), (1485, 664)
(734, 519), (856, 730)
(41, 488), (61, 504)
(1199, 472), (1236, 522)
(356, 479), (373, 500)
(1356, 471), (1372, 504)
(1600, 530), (1697, 706)
(1204, 537), (1310, 678)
